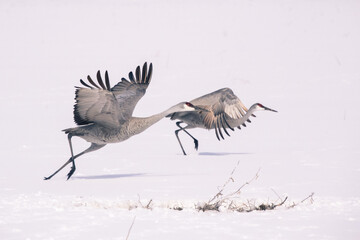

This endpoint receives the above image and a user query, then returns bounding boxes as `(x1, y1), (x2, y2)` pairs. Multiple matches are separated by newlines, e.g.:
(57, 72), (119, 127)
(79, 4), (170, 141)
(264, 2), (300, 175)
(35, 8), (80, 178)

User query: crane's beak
(264, 106), (278, 112)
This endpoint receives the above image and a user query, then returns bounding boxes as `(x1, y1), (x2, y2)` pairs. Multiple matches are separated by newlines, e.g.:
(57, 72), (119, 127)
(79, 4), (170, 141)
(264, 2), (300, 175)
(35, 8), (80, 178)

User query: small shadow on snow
(198, 152), (252, 156)
(73, 173), (147, 180)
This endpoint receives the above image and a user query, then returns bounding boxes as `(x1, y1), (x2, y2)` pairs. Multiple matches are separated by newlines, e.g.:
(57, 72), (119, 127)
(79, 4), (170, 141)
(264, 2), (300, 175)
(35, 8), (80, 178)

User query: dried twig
(207, 160), (241, 203)
(271, 188), (282, 202)
(137, 194), (153, 210)
(145, 199), (153, 209)
(197, 162), (262, 212)
(126, 216), (136, 240)
(301, 192), (315, 204)
(220, 168), (260, 201)
(288, 192), (315, 208)
(256, 196), (288, 211)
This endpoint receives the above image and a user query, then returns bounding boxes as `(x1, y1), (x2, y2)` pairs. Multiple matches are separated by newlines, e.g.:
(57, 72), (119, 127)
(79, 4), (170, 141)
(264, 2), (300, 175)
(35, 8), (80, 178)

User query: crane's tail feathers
(166, 113), (174, 119)
(62, 127), (88, 136)
(63, 127), (74, 134)
(62, 127), (78, 135)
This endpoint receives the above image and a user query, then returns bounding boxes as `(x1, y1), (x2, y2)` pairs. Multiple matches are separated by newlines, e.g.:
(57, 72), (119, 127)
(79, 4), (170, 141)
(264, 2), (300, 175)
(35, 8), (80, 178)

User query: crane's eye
(257, 103), (264, 108)
(186, 102), (193, 107)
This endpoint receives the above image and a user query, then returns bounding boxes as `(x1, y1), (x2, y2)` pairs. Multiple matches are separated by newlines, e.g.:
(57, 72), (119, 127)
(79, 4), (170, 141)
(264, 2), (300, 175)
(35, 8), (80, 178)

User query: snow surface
(1, 0), (360, 239)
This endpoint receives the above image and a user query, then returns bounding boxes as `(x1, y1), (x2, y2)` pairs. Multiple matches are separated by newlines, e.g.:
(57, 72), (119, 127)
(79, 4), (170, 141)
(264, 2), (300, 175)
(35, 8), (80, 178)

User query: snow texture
(1, 0), (359, 239)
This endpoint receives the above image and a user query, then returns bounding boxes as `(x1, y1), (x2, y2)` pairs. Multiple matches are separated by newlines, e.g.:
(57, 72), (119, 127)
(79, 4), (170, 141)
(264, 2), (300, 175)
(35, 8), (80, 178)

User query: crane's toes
(194, 139), (199, 151)
(67, 166), (76, 180)
(44, 176), (51, 180)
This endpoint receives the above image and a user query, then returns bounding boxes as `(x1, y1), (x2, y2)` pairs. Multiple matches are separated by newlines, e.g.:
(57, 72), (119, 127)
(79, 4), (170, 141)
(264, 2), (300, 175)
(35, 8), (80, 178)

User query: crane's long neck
(127, 105), (181, 136)
(226, 104), (258, 129)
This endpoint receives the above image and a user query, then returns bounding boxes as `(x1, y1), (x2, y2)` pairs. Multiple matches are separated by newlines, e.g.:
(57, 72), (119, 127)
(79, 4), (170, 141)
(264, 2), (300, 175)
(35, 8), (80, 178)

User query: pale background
(1, 0), (359, 239)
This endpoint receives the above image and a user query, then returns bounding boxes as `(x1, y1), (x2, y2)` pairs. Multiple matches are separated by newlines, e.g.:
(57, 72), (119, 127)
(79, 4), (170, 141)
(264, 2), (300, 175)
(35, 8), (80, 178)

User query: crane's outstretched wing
(73, 62), (153, 128)
(192, 88), (251, 140)
(111, 62), (152, 121)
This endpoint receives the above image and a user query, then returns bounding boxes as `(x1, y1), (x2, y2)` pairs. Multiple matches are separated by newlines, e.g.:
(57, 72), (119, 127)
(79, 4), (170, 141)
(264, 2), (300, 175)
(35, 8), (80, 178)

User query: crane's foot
(67, 165), (76, 180)
(194, 139), (199, 151)
(44, 176), (51, 180)
(44, 172), (57, 180)
(180, 145), (187, 155)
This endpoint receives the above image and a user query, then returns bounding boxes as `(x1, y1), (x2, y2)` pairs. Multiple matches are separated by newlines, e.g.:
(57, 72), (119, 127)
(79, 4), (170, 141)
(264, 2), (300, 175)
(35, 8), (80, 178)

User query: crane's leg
(175, 121), (198, 155)
(44, 135), (106, 180)
(175, 128), (187, 156)
(66, 142), (106, 180)
(67, 134), (76, 180)
(176, 122), (198, 150)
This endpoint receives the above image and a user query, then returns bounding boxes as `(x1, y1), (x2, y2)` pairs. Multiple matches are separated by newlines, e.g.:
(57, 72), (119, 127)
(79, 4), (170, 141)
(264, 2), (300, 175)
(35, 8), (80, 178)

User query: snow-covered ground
(1, 0), (360, 239)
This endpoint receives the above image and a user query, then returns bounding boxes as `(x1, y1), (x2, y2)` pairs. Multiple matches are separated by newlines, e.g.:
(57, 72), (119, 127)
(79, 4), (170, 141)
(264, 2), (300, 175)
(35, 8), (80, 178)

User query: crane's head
(255, 103), (278, 112)
(184, 102), (209, 111)
(184, 102), (195, 111)
(173, 102), (208, 112)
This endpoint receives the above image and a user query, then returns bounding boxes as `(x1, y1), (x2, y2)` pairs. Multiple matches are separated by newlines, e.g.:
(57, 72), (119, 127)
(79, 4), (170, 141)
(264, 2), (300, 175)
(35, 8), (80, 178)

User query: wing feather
(135, 66), (141, 83)
(191, 88), (247, 128)
(190, 88), (249, 140)
(73, 62), (153, 128)
(220, 115), (231, 136)
(87, 75), (100, 89)
(146, 63), (153, 83)
(96, 70), (107, 90)
(80, 79), (94, 89)
(73, 88), (121, 128)
(105, 71), (111, 90)
(141, 62), (147, 83)
(110, 62), (153, 120)
(128, 72), (136, 83)
(216, 117), (224, 140)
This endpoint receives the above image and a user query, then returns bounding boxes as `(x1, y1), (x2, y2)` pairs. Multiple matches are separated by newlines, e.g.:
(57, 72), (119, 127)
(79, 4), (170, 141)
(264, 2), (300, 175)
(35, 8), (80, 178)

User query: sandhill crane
(167, 88), (277, 155)
(44, 62), (204, 180)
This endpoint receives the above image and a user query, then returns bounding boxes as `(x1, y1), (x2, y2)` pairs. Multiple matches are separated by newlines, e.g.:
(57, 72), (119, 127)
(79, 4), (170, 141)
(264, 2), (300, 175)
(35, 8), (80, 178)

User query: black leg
(175, 128), (187, 155)
(67, 134), (76, 180)
(44, 135), (106, 180)
(182, 128), (199, 150)
(66, 143), (106, 180)
(44, 158), (73, 180)
(175, 121), (199, 155)
(176, 122), (198, 150)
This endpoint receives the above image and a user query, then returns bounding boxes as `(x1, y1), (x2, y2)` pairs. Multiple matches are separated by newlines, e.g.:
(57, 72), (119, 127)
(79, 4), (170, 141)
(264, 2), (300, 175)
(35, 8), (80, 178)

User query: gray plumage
(45, 62), (200, 180)
(167, 88), (277, 155)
